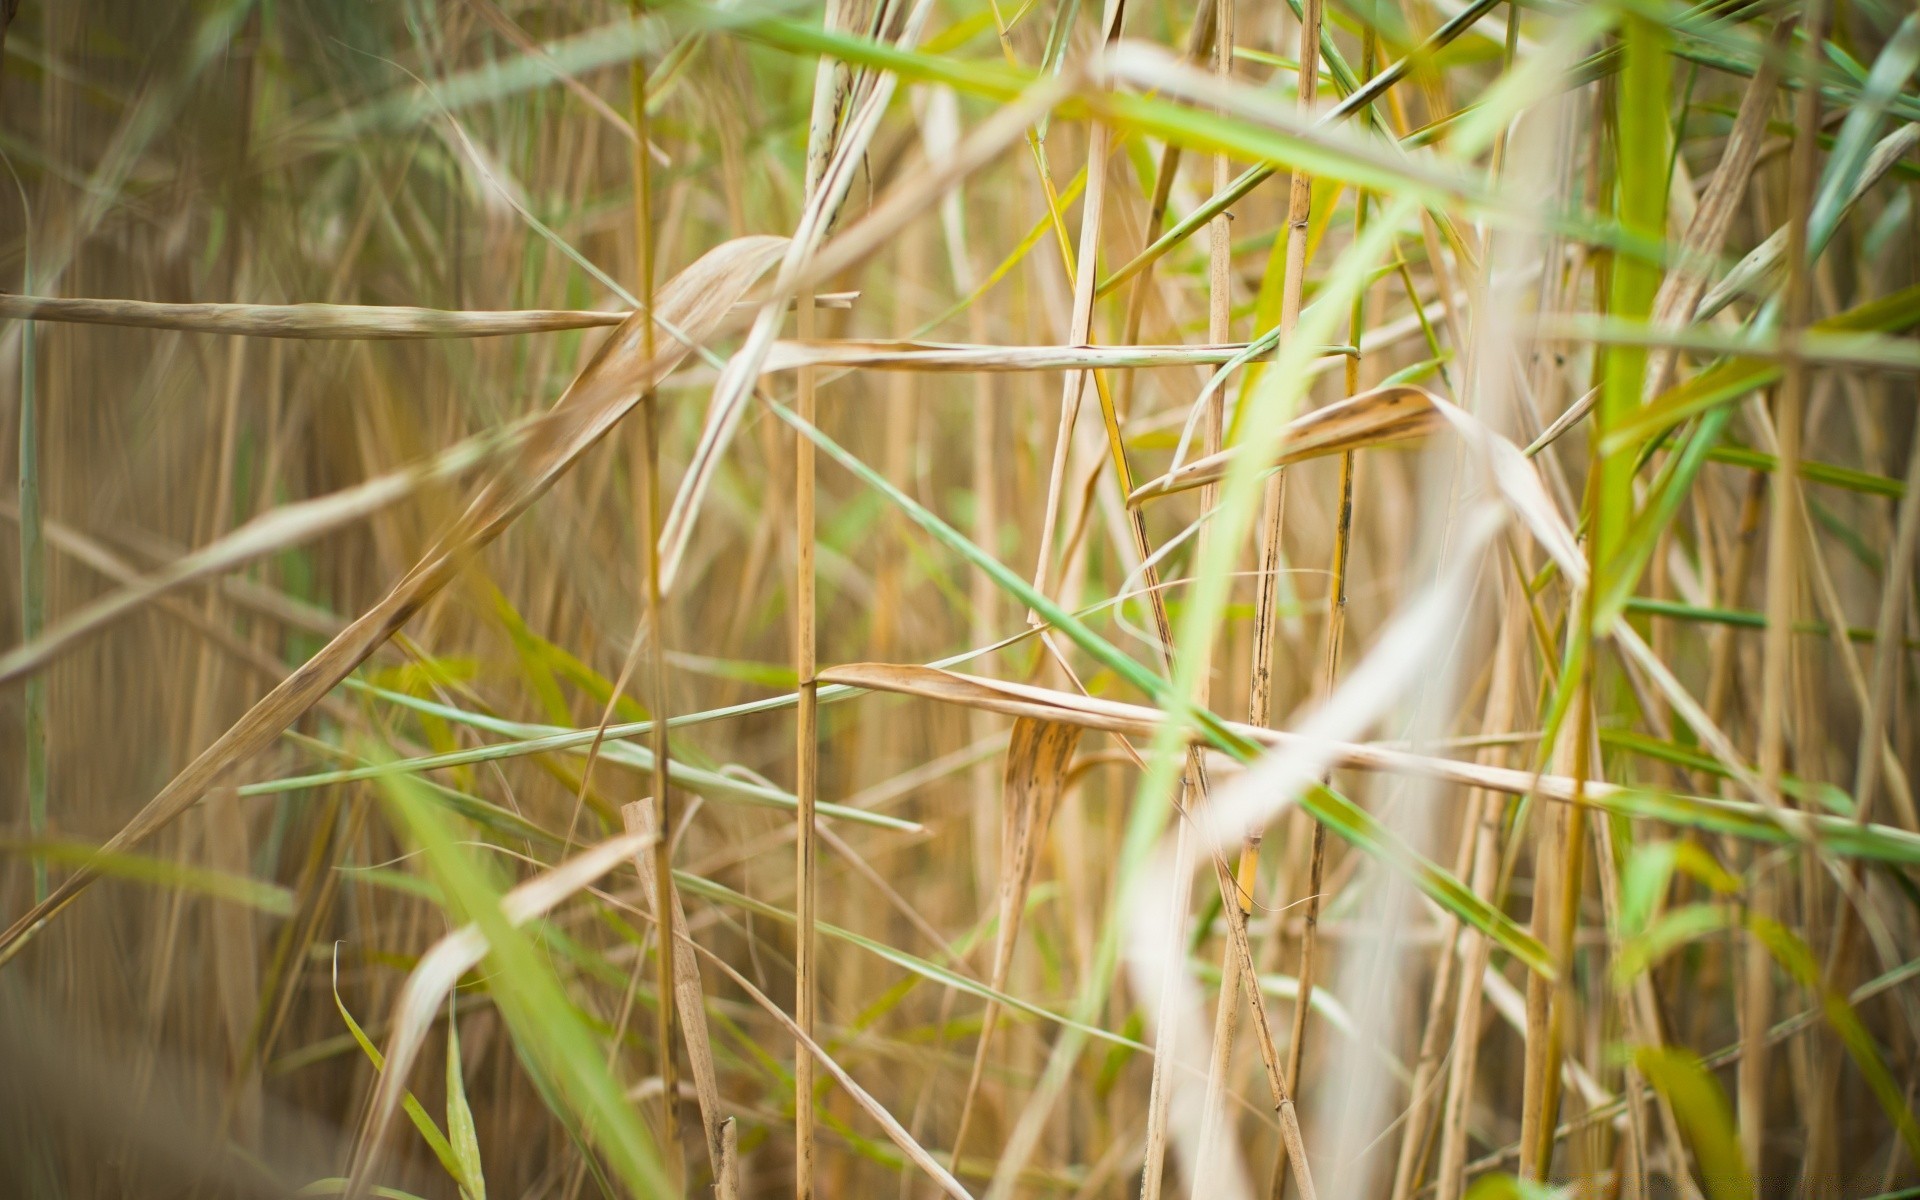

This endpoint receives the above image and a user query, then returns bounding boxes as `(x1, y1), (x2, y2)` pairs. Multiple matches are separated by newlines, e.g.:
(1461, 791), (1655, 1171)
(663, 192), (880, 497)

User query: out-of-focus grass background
(3, 1), (1919, 1197)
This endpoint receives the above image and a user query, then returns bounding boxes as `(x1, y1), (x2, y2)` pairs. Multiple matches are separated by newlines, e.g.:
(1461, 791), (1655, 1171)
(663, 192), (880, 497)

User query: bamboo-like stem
(1115, 0), (1217, 411)
(1433, 586), (1526, 1200)
(1535, 680), (1593, 1176)
(792, 9), (857, 1192)
(1393, 10), (1500, 1188)
(1192, 0), (1239, 1180)
(1260, 7), (1325, 1199)
(1518, 719), (1569, 1181)
(627, 25), (681, 1187)
(793, 285), (822, 1200)
(0, 294), (645, 338)
(1027, 124), (1114, 619)
(18, 296), (45, 904)
(1763, 9), (1827, 1191)
(10, 77), (42, 907)
(968, 274), (1000, 916)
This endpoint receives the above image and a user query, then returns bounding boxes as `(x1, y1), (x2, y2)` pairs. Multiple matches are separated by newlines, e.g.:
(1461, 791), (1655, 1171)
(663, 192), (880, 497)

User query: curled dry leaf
(0, 235), (788, 957)
(1126, 384), (1444, 506)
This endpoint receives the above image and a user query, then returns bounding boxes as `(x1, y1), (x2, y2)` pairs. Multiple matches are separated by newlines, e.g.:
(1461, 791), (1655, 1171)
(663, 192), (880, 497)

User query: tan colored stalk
(969, 279), (1001, 914)
(793, 268), (823, 1200)
(793, 7), (860, 1191)
(204, 338), (261, 1149)
(1193, 0), (1240, 1182)
(1116, 0), (1218, 408)
(1391, 10), (1501, 1185)
(1541, 697), (1592, 1177)
(1761, 9), (1826, 1186)
(625, 32), (682, 1183)
(132, 299), (250, 1141)
(1433, 595), (1525, 1200)
(1261, 7), (1325, 1199)
(1026, 0), (1122, 623)
(1517, 714), (1573, 1181)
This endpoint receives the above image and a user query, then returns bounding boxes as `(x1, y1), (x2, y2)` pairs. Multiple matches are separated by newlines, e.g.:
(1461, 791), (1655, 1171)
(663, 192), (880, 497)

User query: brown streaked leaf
(1126, 384), (1442, 506)
(0, 235), (787, 957)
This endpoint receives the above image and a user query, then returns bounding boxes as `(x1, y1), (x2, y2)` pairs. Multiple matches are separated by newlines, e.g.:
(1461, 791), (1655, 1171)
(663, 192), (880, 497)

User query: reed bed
(2, 1), (1919, 1197)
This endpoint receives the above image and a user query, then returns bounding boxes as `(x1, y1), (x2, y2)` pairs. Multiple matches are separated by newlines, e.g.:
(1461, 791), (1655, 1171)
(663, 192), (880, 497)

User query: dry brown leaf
(817, 662), (1603, 809)
(1127, 384), (1442, 506)
(761, 339), (1252, 374)
(0, 235), (787, 956)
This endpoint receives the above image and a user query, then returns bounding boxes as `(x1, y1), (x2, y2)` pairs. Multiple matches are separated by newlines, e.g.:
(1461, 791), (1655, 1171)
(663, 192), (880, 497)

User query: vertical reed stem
(1262, 6), (1324, 1198)
(628, 20), (681, 1186)
(1771, 7), (1825, 1188)
(18, 294), (44, 903)
(793, 290), (821, 1200)
(1194, 0), (1240, 1180)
